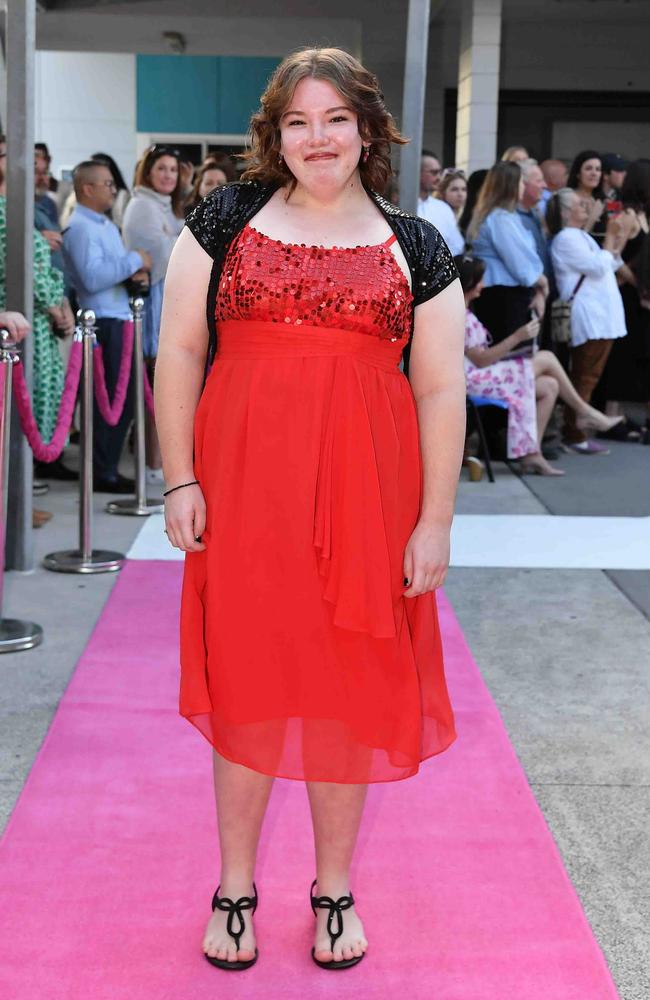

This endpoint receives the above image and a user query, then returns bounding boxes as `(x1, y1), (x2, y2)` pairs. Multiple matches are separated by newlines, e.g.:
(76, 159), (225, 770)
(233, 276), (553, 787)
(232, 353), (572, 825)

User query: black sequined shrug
(184, 179), (459, 367)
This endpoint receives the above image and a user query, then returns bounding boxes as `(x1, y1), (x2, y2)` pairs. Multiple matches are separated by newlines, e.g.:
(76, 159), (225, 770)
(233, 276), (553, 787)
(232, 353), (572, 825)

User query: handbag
(551, 275), (586, 344)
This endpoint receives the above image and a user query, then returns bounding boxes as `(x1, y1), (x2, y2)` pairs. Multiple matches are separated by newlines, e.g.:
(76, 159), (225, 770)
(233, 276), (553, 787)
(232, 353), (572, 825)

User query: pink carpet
(0, 562), (619, 999)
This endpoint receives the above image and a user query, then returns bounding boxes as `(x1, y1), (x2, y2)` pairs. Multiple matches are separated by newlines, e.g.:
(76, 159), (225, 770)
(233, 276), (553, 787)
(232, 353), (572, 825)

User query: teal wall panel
(136, 55), (280, 135)
(137, 56), (219, 133)
(218, 57), (280, 133)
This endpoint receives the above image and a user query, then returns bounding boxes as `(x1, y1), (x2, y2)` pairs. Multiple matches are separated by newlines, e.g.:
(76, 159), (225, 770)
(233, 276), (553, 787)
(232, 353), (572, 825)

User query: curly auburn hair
(241, 47), (407, 193)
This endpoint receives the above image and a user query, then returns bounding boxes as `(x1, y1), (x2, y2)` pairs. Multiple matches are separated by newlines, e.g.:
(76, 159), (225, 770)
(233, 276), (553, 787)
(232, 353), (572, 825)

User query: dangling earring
(278, 151), (284, 165)
(362, 145), (370, 164)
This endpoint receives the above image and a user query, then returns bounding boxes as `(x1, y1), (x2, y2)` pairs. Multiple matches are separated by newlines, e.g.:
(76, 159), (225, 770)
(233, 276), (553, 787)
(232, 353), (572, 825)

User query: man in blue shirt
(63, 160), (151, 492)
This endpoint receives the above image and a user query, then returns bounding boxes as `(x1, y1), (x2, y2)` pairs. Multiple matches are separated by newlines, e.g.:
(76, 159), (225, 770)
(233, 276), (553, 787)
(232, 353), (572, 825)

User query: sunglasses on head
(441, 167), (466, 179)
(147, 144), (181, 159)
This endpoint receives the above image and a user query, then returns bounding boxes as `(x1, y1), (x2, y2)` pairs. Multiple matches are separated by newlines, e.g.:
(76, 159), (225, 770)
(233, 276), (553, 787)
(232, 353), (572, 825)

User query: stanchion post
(106, 297), (163, 516)
(43, 311), (125, 574)
(0, 330), (43, 652)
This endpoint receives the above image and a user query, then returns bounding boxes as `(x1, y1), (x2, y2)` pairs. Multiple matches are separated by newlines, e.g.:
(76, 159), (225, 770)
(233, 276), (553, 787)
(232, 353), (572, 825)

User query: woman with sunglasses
(437, 168), (468, 222)
(123, 146), (185, 484)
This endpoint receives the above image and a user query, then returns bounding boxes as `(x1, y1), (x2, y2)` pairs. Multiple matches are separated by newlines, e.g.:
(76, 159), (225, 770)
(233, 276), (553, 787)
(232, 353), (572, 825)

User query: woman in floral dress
(458, 253), (623, 475)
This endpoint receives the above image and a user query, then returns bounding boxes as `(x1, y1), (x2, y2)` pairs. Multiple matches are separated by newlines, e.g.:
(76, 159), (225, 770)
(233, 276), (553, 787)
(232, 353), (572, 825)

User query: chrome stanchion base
(105, 497), (164, 516)
(0, 619), (44, 653)
(43, 549), (124, 574)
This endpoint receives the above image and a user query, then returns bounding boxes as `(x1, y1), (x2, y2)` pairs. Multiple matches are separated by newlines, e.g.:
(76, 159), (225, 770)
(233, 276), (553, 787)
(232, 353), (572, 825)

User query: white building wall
(36, 12), (362, 59)
(35, 51), (137, 185)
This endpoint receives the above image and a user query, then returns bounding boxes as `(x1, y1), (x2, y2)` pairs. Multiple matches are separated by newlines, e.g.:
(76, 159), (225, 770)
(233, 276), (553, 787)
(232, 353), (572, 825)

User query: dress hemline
(181, 710), (457, 785)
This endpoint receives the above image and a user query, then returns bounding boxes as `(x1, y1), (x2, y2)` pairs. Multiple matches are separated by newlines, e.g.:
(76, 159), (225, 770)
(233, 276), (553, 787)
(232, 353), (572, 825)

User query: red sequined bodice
(215, 223), (413, 342)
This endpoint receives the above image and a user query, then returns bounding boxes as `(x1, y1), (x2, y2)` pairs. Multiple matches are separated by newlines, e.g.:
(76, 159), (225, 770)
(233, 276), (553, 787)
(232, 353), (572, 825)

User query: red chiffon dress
(179, 221), (456, 783)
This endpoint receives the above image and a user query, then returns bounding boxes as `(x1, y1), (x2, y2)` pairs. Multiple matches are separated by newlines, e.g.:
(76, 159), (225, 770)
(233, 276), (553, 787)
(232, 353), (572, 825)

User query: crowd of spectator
(417, 147), (649, 476)
(0, 140), (237, 525)
(2, 137), (648, 521)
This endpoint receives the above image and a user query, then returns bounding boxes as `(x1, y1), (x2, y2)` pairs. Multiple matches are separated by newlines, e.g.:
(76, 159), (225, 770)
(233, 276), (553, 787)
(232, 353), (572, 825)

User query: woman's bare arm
(465, 316), (540, 368)
(403, 278), (466, 596)
(155, 228), (212, 552)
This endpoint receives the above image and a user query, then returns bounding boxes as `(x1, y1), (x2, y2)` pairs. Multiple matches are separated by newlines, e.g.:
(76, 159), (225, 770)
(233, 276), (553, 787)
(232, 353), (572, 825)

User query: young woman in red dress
(155, 48), (465, 973)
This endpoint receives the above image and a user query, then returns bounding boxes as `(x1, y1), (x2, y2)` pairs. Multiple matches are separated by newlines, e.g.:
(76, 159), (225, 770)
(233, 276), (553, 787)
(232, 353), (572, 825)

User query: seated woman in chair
(457, 254), (622, 476)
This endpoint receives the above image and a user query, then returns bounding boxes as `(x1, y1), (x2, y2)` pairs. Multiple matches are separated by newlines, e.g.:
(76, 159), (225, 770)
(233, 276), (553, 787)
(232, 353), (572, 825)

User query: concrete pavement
(1, 447), (648, 999)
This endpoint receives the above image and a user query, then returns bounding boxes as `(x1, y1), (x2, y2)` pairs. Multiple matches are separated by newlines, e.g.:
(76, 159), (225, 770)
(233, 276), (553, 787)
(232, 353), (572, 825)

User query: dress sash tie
(217, 320), (414, 640)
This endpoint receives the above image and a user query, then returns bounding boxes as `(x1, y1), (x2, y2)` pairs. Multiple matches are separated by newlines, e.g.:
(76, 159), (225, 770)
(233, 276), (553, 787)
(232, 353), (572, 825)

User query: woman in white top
(548, 188), (628, 454)
(123, 145), (185, 480)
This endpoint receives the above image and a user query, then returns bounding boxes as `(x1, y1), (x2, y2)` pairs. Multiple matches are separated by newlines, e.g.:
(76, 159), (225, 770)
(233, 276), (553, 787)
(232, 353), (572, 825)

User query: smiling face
(279, 77), (364, 194)
(578, 158), (602, 193)
(149, 154), (179, 196)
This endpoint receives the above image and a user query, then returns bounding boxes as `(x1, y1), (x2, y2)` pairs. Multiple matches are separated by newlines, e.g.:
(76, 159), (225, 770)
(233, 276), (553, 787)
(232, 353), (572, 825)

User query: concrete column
(455, 0), (502, 174)
(5, 0), (35, 571)
(399, 0), (431, 215)
(422, 27), (445, 160)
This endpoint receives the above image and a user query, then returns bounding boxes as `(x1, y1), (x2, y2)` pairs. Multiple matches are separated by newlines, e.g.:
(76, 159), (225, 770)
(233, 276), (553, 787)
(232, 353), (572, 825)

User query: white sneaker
(145, 466), (164, 484)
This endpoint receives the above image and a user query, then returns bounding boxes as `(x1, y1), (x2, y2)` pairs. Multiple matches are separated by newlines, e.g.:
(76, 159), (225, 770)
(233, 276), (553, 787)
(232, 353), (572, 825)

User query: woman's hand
(615, 263), (637, 287)
(403, 519), (450, 597)
(58, 297), (76, 337)
(164, 483), (206, 553)
(0, 311), (30, 342)
(530, 290), (546, 320)
(605, 213), (630, 255)
(585, 198), (605, 231)
(179, 160), (195, 196)
(514, 316), (541, 343)
(41, 229), (63, 253)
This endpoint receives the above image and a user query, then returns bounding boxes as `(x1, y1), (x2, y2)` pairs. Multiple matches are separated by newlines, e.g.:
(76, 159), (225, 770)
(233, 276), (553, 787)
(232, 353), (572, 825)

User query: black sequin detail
(185, 181), (459, 366)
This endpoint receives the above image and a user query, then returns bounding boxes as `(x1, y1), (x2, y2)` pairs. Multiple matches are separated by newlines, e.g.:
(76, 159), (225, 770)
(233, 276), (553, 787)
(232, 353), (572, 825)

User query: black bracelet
(163, 480), (199, 498)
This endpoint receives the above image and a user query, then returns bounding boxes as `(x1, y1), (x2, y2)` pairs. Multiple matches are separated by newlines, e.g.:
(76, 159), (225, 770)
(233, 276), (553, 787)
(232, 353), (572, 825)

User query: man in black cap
(601, 153), (628, 202)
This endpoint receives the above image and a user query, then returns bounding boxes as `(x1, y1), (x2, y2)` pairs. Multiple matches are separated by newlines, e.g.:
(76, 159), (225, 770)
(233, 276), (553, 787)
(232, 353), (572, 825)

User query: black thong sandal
(204, 883), (259, 971)
(310, 879), (365, 970)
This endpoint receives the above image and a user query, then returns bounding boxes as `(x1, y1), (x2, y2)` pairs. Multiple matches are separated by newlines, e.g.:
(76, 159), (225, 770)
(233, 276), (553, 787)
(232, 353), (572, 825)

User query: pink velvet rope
(143, 364), (155, 419)
(93, 319), (134, 427)
(12, 339), (83, 463)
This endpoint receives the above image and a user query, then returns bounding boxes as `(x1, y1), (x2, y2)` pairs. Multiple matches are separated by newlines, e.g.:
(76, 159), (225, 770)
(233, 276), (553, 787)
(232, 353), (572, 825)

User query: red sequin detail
(215, 223), (413, 342)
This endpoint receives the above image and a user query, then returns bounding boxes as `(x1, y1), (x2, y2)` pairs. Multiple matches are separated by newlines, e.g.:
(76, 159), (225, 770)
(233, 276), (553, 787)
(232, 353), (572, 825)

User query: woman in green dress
(0, 195), (75, 440)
